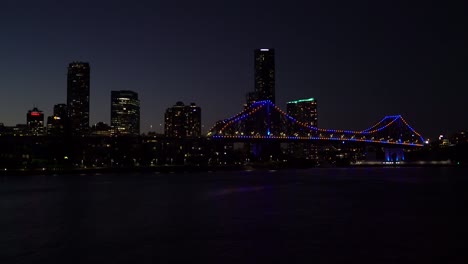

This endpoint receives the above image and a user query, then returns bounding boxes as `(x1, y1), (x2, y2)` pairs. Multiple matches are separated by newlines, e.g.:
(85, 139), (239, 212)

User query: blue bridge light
(208, 100), (425, 147)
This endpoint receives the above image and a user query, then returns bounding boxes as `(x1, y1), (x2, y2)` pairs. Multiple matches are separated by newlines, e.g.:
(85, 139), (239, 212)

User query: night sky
(0, 0), (466, 139)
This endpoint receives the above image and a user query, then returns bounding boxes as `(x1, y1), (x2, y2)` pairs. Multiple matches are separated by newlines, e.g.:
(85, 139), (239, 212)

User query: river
(1, 167), (467, 263)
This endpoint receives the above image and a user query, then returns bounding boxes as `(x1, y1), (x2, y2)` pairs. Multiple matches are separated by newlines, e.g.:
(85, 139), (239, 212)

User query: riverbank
(0, 161), (463, 176)
(0, 165), (246, 176)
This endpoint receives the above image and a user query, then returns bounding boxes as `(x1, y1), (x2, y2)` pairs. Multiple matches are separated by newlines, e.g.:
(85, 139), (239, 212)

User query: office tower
(111, 90), (140, 135)
(287, 98), (318, 160)
(164, 102), (201, 138)
(186, 103), (202, 137)
(27, 107), (44, 135)
(47, 104), (68, 136)
(67, 62), (90, 136)
(254, 48), (275, 103)
(286, 98), (318, 128)
(243, 49), (276, 136)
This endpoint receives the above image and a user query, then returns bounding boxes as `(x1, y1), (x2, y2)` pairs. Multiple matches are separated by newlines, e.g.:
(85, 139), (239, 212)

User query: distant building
(53, 104), (68, 118)
(244, 49), (277, 136)
(243, 92), (258, 111)
(451, 131), (468, 145)
(254, 48), (275, 104)
(0, 124), (21, 136)
(164, 102), (201, 138)
(91, 122), (112, 136)
(286, 98), (318, 128)
(286, 98), (318, 160)
(47, 104), (68, 136)
(67, 62), (90, 136)
(13, 124), (29, 136)
(111, 90), (140, 135)
(27, 107), (45, 135)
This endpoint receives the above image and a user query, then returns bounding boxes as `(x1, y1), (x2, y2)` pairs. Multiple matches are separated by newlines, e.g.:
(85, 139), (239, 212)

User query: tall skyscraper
(27, 107), (45, 136)
(243, 49), (277, 135)
(164, 102), (201, 138)
(67, 62), (90, 136)
(111, 90), (140, 135)
(254, 48), (275, 104)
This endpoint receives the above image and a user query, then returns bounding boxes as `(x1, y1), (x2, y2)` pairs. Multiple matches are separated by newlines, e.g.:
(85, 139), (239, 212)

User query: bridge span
(207, 100), (425, 147)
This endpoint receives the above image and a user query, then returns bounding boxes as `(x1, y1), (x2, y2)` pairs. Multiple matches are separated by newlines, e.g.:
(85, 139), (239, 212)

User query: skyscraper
(67, 62), (90, 136)
(164, 102), (201, 138)
(287, 98), (318, 160)
(244, 49), (277, 135)
(254, 48), (275, 103)
(27, 107), (44, 135)
(111, 90), (140, 135)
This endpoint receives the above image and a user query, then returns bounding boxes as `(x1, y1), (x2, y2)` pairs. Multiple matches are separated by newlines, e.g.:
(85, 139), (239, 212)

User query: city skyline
(0, 48), (463, 139)
(0, 1), (466, 139)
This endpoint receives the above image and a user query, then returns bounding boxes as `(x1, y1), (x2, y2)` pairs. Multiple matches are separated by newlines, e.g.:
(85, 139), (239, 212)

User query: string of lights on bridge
(207, 100), (425, 146)
(210, 135), (423, 147)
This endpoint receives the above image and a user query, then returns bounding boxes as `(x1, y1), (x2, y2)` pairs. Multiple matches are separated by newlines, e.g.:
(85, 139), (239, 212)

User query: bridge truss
(207, 100), (425, 147)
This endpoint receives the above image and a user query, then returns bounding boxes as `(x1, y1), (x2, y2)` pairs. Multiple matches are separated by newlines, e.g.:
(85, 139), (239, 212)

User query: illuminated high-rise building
(67, 62), (90, 136)
(287, 98), (318, 160)
(111, 90), (140, 135)
(164, 102), (201, 138)
(244, 49), (276, 135)
(286, 98), (318, 128)
(254, 48), (275, 104)
(27, 107), (45, 135)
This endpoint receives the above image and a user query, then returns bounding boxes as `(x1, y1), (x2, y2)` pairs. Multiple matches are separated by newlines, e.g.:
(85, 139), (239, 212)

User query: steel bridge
(207, 100), (425, 147)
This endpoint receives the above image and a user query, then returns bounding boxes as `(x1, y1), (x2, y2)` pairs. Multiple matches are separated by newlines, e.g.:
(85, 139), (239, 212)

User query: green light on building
(286, 98), (315, 104)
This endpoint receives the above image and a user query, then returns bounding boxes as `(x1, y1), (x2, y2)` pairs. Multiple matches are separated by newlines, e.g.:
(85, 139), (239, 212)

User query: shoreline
(0, 162), (463, 176)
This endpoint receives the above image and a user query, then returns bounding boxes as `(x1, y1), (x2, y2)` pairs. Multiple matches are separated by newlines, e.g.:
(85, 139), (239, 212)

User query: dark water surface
(1, 168), (468, 263)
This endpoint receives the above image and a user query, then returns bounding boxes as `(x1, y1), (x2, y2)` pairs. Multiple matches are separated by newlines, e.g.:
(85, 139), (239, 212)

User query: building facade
(111, 90), (140, 135)
(286, 98), (318, 161)
(47, 104), (68, 136)
(164, 102), (201, 138)
(286, 98), (318, 128)
(27, 107), (45, 135)
(254, 48), (275, 104)
(91, 122), (112, 136)
(67, 62), (90, 136)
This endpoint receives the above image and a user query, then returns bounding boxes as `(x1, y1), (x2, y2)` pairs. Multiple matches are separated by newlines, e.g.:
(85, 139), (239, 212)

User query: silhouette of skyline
(0, 0), (466, 139)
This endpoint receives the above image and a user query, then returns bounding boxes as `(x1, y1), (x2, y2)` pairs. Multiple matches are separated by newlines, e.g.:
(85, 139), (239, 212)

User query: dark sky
(0, 0), (466, 139)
